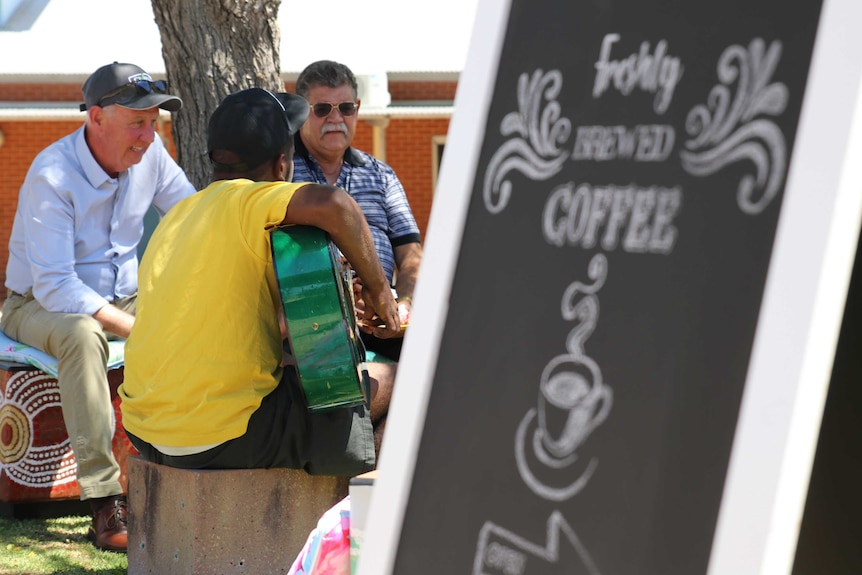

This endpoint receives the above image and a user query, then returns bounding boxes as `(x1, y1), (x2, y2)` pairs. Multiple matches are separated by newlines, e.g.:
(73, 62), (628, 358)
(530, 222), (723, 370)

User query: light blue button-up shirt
(5, 125), (195, 315)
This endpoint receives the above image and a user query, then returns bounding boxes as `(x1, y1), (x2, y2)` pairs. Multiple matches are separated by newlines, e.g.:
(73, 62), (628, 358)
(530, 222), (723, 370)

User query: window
(432, 135), (446, 193)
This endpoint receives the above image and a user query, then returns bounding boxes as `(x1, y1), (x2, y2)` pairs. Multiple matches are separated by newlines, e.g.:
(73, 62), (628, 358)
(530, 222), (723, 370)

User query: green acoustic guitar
(271, 225), (370, 412)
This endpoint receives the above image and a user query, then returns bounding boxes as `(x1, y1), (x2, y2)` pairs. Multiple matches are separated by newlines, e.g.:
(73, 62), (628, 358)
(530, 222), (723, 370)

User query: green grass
(0, 515), (127, 574)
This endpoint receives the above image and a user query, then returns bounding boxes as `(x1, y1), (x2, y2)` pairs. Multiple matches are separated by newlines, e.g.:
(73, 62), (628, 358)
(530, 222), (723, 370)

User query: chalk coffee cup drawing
(537, 355), (611, 460)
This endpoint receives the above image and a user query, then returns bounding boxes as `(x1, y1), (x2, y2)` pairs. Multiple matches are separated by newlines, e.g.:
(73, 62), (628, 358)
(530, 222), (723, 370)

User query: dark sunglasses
(96, 79), (169, 108)
(310, 101), (358, 118)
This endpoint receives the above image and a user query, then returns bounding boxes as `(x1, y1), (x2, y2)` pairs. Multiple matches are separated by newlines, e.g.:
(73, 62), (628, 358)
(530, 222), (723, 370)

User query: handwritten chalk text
(543, 182), (681, 254)
(593, 33), (683, 114)
(572, 124), (675, 162)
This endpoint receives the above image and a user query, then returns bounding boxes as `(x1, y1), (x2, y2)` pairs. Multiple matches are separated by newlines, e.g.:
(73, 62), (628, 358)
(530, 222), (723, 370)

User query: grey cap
(80, 62), (182, 112)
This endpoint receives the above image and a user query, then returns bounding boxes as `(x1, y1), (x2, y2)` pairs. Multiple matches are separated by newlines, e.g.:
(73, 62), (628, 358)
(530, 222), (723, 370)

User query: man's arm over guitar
(282, 184), (400, 339)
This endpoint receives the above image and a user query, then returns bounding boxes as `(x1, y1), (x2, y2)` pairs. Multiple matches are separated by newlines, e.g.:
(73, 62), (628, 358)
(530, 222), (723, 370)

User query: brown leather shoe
(87, 495), (128, 552)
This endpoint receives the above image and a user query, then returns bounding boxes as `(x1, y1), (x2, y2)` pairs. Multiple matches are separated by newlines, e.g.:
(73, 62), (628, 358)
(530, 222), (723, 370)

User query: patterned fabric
(0, 330), (124, 377)
(288, 496), (351, 575)
(292, 139), (421, 284)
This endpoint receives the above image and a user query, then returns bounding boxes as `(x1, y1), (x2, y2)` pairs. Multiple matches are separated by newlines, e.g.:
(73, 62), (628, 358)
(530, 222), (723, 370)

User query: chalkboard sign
(358, 0), (862, 573)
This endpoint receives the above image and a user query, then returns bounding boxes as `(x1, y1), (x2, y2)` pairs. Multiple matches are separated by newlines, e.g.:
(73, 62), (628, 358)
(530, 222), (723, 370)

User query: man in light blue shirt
(1, 62), (194, 552)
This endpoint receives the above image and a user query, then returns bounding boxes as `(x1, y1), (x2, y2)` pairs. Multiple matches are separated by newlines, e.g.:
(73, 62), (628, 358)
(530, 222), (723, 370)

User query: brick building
(0, 0), (476, 289)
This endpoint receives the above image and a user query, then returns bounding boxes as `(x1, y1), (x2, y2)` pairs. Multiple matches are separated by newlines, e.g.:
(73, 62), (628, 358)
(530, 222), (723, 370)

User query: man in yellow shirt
(119, 88), (399, 475)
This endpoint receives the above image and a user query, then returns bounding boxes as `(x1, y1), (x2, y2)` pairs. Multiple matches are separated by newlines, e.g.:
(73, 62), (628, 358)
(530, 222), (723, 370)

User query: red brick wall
(0, 83), (82, 100)
(388, 81), (457, 101)
(0, 80), (452, 288)
(0, 121), (80, 289)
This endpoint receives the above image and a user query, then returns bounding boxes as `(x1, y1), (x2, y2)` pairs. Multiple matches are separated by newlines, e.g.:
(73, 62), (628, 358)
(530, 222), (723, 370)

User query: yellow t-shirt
(119, 179), (308, 447)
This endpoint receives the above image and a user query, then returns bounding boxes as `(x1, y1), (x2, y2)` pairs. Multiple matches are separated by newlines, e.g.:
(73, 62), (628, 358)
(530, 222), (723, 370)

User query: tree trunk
(151, 0), (283, 188)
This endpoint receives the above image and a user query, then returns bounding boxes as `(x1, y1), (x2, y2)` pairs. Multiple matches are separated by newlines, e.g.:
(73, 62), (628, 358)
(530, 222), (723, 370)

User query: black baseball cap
(79, 62), (182, 112)
(207, 87), (310, 172)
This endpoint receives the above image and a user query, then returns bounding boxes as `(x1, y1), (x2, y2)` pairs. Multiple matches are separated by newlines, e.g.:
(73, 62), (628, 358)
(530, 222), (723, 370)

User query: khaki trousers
(0, 291), (135, 500)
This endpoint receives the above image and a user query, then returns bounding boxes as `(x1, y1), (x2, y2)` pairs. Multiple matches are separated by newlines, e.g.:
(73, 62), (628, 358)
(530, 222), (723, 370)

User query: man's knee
(53, 314), (109, 359)
(368, 362), (397, 392)
(368, 362), (397, 423)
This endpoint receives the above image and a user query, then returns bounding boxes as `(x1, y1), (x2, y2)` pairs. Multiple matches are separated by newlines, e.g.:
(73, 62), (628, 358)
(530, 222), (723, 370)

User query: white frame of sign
(356, 0), (862, 573)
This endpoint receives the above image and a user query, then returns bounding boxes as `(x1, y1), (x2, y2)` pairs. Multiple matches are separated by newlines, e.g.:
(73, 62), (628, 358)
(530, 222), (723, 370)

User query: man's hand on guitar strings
(357, 302), (409, 337)
(350, 266), (404, 338)
(358, 283), (400, 339)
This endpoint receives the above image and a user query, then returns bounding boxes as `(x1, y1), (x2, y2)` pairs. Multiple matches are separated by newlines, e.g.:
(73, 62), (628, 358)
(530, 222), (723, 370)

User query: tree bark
(151, 0), (283, 188)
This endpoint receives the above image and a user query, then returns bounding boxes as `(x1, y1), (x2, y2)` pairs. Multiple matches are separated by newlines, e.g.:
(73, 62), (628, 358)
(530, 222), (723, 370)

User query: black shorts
(125, 366), (375, 476)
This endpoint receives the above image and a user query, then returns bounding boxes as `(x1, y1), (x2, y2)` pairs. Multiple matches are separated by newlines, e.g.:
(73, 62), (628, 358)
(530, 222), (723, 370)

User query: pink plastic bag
(288, 496), (351, 575)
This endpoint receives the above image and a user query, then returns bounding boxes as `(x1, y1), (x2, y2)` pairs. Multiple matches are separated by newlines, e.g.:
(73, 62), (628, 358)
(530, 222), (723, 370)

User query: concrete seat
(126, 456), (349, 575)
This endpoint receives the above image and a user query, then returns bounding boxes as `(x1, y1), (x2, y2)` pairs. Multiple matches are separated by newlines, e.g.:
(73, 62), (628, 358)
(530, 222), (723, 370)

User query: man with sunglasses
(293, 60), (424, 459)
(1, 62), (195, 552)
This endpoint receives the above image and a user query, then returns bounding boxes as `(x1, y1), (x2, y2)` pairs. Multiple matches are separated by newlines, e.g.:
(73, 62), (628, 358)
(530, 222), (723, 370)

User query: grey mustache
(321, 123), (348, 135)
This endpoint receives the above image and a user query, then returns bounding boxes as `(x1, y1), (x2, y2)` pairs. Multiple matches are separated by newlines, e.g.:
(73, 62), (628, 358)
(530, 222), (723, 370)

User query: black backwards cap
(80, 62), (182, 112)
(207, 88), (310, 173)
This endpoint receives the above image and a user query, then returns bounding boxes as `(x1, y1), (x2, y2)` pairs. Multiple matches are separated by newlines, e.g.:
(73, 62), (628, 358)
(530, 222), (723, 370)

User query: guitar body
(271, 226), (369, 412)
